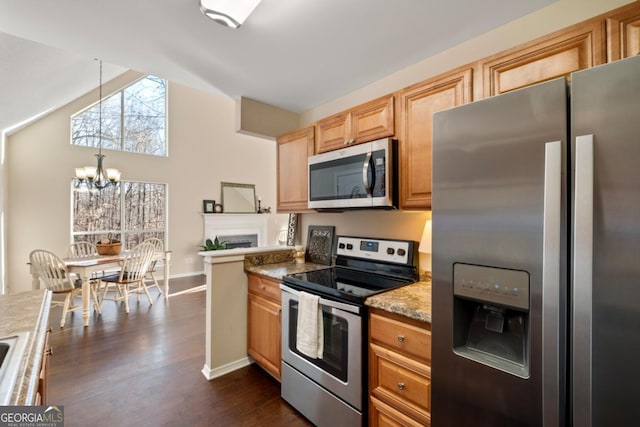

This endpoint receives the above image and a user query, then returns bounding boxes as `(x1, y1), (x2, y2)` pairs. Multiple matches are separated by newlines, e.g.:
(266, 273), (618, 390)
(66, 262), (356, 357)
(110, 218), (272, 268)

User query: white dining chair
(142, 237), (164, 295)
(66, 241), (98, 258)
(99, 241), (156, 313)
(29, 249), (101, 327)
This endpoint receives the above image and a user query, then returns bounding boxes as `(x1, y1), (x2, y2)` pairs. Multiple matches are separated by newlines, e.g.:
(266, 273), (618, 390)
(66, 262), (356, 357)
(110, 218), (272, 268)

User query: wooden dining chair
(142, 237), (164, 295)
(29, 249), (101, 327)
(99, 241), (157, 313)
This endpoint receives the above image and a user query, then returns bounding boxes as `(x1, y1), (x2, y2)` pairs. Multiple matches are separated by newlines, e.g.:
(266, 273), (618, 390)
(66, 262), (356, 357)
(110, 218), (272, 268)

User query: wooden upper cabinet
(606, 2), (640, 61)
(398, 68), (472, 210)
(276, 126), (315, 213)
(316, 95), (394, 153)
(480, 19), (606, 98)
(316, 112), (349, 153)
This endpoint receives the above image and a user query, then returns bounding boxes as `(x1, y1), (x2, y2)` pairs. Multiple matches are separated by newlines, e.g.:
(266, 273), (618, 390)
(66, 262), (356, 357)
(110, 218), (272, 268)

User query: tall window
(71, 76), (167, 156)
(72, 181), (166, 249)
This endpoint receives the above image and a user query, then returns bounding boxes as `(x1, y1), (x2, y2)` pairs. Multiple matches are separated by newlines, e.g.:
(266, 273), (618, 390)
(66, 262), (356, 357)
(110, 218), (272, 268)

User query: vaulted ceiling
(0, 0), (556, 132)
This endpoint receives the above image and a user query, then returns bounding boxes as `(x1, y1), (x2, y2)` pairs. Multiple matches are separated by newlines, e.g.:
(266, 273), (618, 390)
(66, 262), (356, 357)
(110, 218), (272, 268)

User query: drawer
(377, 354), (430, 411)
(370, 396), (429, 427)
(370, 343), (431, 425)
(248, 274), (281, 302)
(370, 312), (431, 363)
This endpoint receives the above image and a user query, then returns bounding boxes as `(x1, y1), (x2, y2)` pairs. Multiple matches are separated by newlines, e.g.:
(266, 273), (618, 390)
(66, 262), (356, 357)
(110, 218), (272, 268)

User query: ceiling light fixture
(199, 0), (262, 28)
(75, 59), (121, 192)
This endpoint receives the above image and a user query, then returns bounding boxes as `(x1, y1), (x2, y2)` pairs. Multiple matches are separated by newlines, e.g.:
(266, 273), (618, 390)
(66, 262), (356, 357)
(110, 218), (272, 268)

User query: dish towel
(296, 291), (324, 359)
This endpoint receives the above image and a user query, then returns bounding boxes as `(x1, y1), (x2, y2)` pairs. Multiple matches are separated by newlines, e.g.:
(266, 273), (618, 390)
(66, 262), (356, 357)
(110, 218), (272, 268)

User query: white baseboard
(201, 357), (252, 380)
(168, 270), (205, 279)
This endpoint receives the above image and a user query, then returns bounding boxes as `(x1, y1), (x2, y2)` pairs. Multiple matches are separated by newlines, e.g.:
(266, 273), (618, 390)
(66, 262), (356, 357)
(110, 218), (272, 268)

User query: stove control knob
(386, 248), (395, 255)
(397, 248), (406, 256)
(338, 243), (346, 249)
(346, 243), (353, 250)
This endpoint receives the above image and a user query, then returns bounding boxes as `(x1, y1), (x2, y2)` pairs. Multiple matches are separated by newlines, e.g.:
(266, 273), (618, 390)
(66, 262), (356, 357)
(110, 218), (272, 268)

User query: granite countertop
(0, 289), (52, 405)
(244, 249), (330, 281)
(365, 275), (432, 323)
(245, 252), (432, 323)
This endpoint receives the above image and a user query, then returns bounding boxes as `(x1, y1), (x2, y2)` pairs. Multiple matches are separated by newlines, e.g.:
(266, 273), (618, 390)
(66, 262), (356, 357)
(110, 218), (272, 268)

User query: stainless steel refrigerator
(431, 54), (640, 427)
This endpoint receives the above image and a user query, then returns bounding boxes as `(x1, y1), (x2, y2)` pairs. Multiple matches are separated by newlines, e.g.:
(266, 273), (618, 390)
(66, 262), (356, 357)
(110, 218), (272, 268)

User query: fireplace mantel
(202, 213), (288, 249)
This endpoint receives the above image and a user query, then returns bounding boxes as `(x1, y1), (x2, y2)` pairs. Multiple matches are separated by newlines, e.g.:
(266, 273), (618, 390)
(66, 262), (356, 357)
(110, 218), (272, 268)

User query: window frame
(70, 74), (169, 157)
(70, 180), (168, 250)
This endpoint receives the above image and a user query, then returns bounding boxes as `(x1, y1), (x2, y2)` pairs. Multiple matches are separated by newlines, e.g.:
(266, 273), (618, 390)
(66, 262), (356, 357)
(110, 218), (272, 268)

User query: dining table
(30, 250), (171, 327)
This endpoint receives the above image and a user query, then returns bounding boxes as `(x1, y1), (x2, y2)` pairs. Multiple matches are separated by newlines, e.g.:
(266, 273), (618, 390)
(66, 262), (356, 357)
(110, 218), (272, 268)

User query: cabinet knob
(344, 140), (349, 145)
(260, 285), (266, 290)
(397, 382), (405, 391)
(397, 335), (405, 342)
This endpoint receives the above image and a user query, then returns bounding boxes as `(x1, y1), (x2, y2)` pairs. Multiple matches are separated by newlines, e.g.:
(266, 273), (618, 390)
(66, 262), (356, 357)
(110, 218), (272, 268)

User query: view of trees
(71, 75), (167, 248)
(71, 75), (166, 156)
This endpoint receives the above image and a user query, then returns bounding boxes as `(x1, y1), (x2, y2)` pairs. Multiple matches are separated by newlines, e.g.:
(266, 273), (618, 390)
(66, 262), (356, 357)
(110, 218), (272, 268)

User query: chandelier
(75, 59), (121, 191)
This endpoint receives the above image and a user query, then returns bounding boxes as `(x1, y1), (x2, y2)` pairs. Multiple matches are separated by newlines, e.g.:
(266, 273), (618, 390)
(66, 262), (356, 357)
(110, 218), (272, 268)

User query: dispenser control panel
(453, 263), (530, 311)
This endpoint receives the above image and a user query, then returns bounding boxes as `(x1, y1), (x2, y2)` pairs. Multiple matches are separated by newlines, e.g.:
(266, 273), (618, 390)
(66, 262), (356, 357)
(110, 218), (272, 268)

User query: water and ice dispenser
(452, 263), (530, 378)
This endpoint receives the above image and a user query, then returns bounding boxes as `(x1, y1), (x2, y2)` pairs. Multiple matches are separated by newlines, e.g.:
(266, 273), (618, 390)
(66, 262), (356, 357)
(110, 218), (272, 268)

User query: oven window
(288, 301), (349, 382)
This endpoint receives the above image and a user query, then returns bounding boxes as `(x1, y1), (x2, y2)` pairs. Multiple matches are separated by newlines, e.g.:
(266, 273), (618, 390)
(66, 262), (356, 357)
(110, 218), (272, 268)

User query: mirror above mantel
(221, 182), (256, 213)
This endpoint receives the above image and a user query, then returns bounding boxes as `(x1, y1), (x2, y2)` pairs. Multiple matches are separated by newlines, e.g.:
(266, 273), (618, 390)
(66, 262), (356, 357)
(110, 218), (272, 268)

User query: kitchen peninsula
(199, 246), (325, 380)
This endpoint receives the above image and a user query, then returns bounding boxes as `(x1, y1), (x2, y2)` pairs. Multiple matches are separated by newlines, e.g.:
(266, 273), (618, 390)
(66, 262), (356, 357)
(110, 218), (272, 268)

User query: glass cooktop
(283, 266), (414, 304)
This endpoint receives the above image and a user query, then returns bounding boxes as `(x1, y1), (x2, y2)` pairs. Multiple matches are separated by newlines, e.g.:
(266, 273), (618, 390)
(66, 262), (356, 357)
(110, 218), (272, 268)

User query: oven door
(280, 284), (363, 410)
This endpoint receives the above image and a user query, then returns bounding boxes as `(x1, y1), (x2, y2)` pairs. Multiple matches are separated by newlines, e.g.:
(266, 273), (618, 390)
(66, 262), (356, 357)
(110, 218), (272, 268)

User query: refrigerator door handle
(542, 140), (562, 427)
(573, 134), (594, 427)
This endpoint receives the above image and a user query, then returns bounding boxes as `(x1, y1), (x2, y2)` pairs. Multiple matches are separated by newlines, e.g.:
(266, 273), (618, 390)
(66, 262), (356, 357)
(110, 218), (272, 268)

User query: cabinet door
(316, 112), (350, 153)
(481, 19), (605, 97)
(248, 292), (282, 380)
(351, 95), (394, 144)
(276, 126), (315, 213)
(316, 95), (395, 154)
(606, 2), (640, 61)
(398, 68), (472, 210)
(38, 329), (52, 405)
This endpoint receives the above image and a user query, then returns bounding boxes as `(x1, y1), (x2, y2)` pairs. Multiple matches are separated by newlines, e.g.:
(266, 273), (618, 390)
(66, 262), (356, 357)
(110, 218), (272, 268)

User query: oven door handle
(280, 284), (361, 315)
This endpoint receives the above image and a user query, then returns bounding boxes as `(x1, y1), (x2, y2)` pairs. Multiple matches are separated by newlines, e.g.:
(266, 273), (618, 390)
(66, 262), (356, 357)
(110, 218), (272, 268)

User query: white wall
(5, 71), (278, 293)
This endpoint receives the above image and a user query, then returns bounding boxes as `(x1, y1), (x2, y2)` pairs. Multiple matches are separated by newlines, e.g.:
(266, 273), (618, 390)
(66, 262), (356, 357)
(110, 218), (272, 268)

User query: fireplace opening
(218, 234), (258, 249)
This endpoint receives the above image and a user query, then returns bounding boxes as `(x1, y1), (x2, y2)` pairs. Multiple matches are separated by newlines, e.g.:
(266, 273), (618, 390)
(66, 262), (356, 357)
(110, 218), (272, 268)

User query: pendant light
(75, 59), (121, 191)
(199, 0), (262, 28)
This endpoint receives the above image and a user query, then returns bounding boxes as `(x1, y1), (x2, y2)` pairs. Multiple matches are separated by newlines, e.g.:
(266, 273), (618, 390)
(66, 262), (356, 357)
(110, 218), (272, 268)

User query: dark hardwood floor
(47, 275), (313, 427)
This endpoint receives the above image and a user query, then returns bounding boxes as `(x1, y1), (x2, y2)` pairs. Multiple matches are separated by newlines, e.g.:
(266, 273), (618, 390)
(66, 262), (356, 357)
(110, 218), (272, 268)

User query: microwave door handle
(362, 152), (373, 197)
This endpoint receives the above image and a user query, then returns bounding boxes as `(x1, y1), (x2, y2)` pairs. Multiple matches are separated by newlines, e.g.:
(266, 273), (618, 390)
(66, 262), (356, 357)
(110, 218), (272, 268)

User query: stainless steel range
(280, 236), (418, 427)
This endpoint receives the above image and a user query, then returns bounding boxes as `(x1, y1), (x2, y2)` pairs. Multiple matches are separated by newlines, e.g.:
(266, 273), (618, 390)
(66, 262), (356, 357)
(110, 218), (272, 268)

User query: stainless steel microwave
(308, 137), (398, 210)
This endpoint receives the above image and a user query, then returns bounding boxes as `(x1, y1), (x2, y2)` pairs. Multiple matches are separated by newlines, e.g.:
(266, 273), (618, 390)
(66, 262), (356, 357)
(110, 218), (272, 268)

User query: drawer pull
(397, 382), (405, 391)
(259, 285), (266, 290)
(397, 335), (405, 343)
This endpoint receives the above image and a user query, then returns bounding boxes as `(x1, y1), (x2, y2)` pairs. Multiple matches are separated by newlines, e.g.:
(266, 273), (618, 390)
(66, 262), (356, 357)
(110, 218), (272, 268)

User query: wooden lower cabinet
(369, 309), (431, 427)
(37, 328), (52, 405)
(247, 273), (282, 381)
